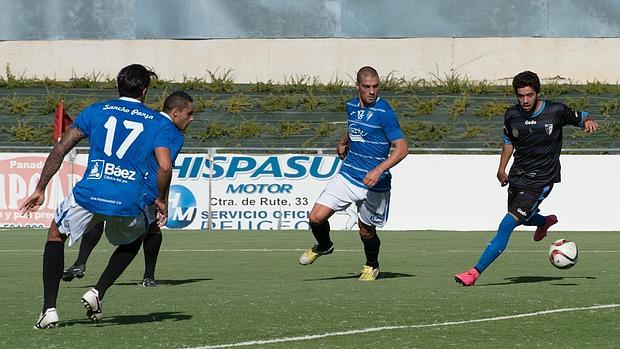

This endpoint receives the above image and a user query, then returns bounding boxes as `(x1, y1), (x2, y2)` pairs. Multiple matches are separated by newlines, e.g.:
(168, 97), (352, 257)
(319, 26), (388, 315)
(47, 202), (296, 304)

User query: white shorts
(144, 204), (163, 232)
(316, 174), (391, 228)
(54, 192), (148, 247)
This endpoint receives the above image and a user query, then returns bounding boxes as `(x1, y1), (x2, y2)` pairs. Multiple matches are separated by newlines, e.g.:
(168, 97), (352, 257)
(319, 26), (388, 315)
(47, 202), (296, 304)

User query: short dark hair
(512, 71), (540, 94)
(163, 91), (194, 113)
(356, 66), (379, 83)
(116, 64), (157, 98)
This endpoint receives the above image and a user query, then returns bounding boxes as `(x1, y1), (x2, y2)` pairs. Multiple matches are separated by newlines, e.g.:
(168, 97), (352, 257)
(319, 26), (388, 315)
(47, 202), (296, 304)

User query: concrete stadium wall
(2, 38), (620, 83)
(2, 0), (620, 39)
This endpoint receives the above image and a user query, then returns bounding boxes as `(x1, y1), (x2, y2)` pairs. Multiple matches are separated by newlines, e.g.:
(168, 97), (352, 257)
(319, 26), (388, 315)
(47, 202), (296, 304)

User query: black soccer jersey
(503, 101), (587, 189)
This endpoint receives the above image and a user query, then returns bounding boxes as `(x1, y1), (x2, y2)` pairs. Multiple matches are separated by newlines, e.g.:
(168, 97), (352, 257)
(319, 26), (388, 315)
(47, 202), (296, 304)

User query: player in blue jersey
(299, 66), (408, 280)
(61, 91), (194, 287)
(454, 71), (598, 286)
(20, 64), (174, 329)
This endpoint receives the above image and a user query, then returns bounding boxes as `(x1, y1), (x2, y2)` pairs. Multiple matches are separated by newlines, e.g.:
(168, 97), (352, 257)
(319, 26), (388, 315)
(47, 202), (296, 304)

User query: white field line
(191, 304), (619, 349)
(0, 249), (618, 253)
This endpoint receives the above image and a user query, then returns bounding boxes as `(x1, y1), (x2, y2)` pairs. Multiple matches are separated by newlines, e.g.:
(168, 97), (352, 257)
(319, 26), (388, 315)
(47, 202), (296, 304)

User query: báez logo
(88, 160), (136, 181)
(104, 163), (136, 180)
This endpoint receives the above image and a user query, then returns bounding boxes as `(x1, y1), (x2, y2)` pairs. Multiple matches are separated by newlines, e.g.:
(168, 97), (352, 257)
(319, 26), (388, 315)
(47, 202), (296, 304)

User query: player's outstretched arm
(363, 138), (408, 187)
(497, 143), (513, 187)
(19, 127), (84, 215)
(583, 117), (598, 133)
(154, 146), (172, 227)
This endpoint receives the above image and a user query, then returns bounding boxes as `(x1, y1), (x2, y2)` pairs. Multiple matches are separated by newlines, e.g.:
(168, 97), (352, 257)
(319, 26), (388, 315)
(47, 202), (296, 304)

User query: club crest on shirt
(545, 124), (553, 135)
(366, 110), (374, 121)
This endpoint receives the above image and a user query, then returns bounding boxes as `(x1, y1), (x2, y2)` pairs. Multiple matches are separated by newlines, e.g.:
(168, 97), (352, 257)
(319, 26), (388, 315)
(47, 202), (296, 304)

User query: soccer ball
(548, 239), (578, 269)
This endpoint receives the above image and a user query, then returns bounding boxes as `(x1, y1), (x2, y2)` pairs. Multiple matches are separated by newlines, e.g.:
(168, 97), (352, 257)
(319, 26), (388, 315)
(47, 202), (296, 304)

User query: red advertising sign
(0, 154), (85, 228)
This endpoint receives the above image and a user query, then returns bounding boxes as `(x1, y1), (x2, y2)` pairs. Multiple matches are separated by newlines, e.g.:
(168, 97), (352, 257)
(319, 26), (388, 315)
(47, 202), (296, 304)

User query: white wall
(388, 155), (620, 231)
(2, 38), (620, 83)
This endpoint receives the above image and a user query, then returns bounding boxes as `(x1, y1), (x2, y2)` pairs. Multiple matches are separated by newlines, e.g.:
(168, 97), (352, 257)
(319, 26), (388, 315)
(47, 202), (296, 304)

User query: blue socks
(475, 214), (519, 273)
(522, 213), (546, 227)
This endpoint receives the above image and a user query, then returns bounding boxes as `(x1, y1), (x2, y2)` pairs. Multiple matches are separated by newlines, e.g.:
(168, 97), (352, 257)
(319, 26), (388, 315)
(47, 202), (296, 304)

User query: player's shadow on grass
(481, 275), (596, 286)
(113, 278), (213, 286)
(304, 271), (414, 281)
(63, 311), (191, 327)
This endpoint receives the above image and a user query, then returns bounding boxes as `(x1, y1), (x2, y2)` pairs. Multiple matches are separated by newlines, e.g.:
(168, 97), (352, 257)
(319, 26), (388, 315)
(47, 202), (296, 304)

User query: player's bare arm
(583, 117), (598, 132)
(336, 132), (349, 160)
(497, 143), (513, 186)
(19, 127), (84, 214)
(154, 146), (172, 227)
(363, 138), (408, 187)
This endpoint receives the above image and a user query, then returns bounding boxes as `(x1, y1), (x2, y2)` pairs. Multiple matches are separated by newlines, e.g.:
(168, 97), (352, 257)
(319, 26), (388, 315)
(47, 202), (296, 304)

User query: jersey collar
(118, 96), (142, 103)
(359, 96), (380, 109)
(159, 111), (172, 122)
(520, 100), (545, 118)
(531, 100), (546, 117)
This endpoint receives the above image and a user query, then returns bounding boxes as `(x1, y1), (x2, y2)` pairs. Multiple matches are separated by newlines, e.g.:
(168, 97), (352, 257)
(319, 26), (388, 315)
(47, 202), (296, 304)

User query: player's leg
(62, 221), (105, 282)
(299, 202), (336, 265)
(455, 186), (549, 286)
(309, 203), (336, 250)
(81, 212), (149, 321)
(142, 222), (162, 287)
(35, 222), (67, 329)
(357, 190), (389, 281)
(519, 185), (556, 241)
(82, 236), (142, 322)
(299, 174), (354, 265)
(453, 211), (520, 286)
(36, 194), (98, 329)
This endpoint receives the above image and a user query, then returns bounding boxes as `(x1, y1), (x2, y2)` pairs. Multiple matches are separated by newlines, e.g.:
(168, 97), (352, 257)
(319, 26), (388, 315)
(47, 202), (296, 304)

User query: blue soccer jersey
(71, 97), (171, 217)
(144, 112), (184, 204)
(340, 97), (404, 192)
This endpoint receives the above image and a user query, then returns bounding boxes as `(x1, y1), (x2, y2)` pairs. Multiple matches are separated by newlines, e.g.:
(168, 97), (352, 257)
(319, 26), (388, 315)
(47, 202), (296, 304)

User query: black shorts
(507, 184), (553, 222)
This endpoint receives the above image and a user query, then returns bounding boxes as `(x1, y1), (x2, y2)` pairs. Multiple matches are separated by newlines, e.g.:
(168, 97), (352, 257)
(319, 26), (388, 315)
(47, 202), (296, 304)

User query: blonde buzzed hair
(356, 66), (379, 83)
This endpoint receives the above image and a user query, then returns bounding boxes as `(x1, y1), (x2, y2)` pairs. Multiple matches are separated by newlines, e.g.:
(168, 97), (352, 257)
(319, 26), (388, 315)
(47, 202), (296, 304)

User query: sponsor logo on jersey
(166, 184), (197, 228)
(545, 124), (553, 135)
(517, 208), (527, 216)
(525, 120), (537, 125)
(87, 160), (105, 179)
(349, 125), (367, 142)
(87, 160), (136, 181)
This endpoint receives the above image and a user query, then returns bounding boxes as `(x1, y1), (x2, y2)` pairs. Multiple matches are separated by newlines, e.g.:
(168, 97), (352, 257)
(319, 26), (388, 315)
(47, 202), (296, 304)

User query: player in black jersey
(454, 71), (598, 286)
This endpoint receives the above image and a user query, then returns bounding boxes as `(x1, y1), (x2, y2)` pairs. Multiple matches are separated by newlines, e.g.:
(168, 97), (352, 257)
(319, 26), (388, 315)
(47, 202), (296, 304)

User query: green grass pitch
(1, 229), (619, 348)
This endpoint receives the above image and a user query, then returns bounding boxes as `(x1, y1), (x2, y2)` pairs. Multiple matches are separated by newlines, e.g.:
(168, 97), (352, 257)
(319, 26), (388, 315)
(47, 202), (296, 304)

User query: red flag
(53, 99), (73, 143)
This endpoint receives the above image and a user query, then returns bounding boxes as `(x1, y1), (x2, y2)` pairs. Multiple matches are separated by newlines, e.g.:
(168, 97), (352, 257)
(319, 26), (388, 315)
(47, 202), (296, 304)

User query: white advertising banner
(1, 152), (618, 231)
(168, 153), (355, 230)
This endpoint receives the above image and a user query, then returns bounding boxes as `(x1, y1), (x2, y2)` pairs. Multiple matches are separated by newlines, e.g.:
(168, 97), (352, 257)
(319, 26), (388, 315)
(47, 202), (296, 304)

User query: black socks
(142, 232), (162, 279)
(95, 237), (142, 300)
(42, 241), (64, 311)
(74, 222), (104, 266)
(309, 220), (332, 251)
(361, 234), (381, 269)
